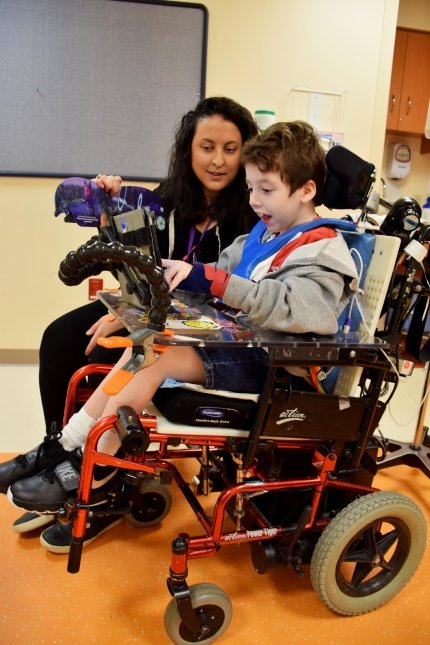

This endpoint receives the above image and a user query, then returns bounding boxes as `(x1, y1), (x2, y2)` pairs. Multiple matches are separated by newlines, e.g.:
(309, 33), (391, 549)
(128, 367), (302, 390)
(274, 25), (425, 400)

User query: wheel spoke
(375, 527), (400, 556)
(342, 526), (378, 563)
(350, 562), (374, 586)
(340, 522), (404, 589)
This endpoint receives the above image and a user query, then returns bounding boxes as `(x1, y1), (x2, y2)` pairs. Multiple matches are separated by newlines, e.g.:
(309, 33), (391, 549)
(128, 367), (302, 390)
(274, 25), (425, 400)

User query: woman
(5, 96), (258, 538)
(39, 97), (258, 435)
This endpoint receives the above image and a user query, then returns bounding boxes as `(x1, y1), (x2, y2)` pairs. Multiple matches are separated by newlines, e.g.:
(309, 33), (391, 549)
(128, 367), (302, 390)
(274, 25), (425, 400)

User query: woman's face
(191, 115), (243, 199)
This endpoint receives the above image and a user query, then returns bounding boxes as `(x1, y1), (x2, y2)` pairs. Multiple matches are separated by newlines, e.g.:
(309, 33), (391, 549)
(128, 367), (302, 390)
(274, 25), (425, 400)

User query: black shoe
(40, 514), (123, 554)
(0, 431), (69, 494)
(8, 449), (121, 513)
(12, 511), (56, 534)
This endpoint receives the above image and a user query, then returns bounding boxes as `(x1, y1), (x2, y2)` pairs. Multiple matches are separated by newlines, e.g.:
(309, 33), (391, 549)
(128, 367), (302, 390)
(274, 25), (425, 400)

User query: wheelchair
(53, 146), (428, 645)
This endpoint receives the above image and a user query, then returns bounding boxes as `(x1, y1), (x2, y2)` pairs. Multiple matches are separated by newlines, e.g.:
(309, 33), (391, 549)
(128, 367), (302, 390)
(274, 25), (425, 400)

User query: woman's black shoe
(8, 449), (120, 513)
(0, 432), (69, 493)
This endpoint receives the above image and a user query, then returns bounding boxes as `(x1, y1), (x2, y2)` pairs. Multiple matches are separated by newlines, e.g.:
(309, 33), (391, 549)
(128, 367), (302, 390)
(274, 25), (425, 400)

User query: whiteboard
(0, 0), (207, 180)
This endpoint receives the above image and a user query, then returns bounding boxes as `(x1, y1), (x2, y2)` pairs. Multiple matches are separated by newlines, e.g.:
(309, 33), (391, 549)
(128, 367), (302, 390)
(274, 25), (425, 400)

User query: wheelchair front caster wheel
(310, 490), (426, 615)
(126, 479), (172, 527)
(164, 583), (232, 645)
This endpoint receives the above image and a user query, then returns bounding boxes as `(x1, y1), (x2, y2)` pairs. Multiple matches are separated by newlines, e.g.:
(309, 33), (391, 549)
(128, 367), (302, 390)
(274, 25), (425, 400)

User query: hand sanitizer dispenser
(387, 142), (411, 179)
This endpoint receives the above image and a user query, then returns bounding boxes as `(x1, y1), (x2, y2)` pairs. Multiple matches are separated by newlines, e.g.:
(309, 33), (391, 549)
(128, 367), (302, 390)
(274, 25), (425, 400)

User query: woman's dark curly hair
(158, 97), (258, 236)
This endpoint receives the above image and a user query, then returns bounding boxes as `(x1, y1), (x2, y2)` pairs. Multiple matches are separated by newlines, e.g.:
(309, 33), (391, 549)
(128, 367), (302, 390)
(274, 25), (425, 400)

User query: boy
(4, 121), (358, 516)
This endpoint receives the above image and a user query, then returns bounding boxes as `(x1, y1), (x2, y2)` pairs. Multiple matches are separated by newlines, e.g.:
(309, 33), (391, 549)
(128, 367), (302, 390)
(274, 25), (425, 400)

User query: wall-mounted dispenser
(387, 142), (412, 179)
(254, 110), (276, 131)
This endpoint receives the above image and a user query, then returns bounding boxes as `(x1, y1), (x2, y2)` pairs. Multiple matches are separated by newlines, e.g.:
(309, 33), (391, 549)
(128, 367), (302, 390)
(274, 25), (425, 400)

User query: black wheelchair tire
(126, 479), (172, 527)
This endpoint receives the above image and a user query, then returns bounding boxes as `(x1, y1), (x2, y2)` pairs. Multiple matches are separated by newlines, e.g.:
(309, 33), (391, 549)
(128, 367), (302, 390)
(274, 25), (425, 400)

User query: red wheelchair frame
(61, 336), (426, 645)
(53, 144), (429, 644)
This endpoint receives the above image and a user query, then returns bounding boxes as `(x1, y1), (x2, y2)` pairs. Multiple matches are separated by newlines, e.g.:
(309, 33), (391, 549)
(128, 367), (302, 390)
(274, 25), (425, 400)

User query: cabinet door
(386, 30), (407, 131)
(398, 31), (430, 134)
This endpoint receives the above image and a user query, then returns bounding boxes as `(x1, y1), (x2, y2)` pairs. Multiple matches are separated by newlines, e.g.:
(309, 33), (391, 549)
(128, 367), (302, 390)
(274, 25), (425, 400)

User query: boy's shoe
(40, 514), (123, 554)
(12, 511), (56, 534)
(0, 431), (69, 493)
(7, 448), (121, 513)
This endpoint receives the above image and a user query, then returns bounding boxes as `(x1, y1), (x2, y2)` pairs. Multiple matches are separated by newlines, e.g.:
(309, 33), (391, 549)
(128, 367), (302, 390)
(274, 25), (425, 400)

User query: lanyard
(183, 219), (212, 262)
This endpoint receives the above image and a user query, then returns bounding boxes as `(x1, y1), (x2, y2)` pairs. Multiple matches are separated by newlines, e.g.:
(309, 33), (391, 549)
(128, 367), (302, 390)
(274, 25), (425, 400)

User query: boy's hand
(92, 174), (122, 197)
(162, 259), (231, 297)
(162, 259), (193, 292)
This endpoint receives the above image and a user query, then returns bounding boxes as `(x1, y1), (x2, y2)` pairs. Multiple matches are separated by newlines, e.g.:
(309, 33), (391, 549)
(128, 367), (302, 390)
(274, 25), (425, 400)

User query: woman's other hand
(93, 174), (122, 197)
(85, 314), (124, 356)
(162, 259), (193, 292)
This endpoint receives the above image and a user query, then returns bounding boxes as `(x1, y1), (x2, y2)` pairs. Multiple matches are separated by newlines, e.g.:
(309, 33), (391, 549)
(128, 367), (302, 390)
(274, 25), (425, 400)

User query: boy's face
(245, 163), (315, 233)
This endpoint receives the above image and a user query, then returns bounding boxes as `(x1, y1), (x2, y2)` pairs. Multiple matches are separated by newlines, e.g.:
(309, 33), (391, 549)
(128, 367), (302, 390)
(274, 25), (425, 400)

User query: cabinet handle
(390, 94), (396, 113)
(406, 96), (412, 115)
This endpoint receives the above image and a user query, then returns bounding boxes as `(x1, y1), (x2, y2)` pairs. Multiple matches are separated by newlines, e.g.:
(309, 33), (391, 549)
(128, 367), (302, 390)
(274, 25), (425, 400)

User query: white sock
(59, 407), (97, 451)
(97, 430), (121, 456)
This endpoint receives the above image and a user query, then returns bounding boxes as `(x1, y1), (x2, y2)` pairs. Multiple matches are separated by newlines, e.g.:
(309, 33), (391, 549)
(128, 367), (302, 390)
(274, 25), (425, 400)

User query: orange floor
(0, 455), (429, 645)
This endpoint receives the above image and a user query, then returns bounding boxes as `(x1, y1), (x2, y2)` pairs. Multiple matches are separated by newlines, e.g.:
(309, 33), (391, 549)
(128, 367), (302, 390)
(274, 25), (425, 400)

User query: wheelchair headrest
(322, 146), (375, 211)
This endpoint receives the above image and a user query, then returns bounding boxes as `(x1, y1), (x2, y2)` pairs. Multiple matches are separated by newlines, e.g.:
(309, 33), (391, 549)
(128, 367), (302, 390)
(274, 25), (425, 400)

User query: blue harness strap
(317, 231), (376, 394)
(232, 218), (356, 278)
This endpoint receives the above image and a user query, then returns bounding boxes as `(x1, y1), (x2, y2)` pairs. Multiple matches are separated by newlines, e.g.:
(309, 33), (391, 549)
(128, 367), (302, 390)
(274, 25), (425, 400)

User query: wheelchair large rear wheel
(126, 479), (172, 527)
(164, 583), (232, 645)
(310, 491), (426, 615)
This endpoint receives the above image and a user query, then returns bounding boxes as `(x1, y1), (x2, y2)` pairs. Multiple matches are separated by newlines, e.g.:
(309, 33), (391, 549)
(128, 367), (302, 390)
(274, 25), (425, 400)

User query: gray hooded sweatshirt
(211, 230), (359, 336)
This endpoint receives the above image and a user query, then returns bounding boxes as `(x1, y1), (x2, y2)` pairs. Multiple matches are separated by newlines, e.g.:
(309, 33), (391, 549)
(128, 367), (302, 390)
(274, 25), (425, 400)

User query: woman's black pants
(39, 300), (128, 432)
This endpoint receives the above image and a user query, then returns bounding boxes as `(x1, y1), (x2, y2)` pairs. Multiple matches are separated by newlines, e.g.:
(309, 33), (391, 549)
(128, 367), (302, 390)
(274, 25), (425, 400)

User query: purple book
(54, 177), (165, 227)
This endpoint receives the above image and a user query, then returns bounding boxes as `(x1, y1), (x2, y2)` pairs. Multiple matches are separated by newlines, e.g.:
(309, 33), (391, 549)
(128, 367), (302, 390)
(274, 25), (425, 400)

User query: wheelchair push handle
(58, 238), (171, 331)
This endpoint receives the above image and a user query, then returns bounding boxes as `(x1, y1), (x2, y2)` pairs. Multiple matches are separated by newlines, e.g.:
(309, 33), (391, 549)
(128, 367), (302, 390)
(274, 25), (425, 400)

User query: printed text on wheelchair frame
(276, 408), (306, 425)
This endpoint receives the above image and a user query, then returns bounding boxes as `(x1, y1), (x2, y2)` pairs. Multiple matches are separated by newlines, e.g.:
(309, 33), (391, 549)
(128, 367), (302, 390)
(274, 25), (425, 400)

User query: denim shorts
(193, 346), (268, 393)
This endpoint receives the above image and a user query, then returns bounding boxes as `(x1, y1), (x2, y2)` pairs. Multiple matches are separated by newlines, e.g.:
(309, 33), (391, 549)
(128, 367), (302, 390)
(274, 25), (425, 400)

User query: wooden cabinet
(386, 28), (430, 135)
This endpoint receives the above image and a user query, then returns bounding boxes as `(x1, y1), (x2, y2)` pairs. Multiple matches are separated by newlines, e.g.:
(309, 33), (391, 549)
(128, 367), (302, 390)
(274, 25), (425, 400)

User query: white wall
(0, 0), (403, 351)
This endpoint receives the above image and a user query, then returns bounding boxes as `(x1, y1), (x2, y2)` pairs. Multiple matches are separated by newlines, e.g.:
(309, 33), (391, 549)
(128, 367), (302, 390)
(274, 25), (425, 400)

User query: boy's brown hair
(241, 120), (327, 206)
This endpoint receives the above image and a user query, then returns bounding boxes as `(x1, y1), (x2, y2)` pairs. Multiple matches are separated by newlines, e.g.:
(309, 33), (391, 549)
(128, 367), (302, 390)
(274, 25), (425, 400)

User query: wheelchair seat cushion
(152, 387), (257, 429)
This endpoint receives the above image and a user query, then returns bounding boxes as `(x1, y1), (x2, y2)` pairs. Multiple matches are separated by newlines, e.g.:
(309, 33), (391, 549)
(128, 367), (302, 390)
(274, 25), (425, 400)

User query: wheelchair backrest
(334, 233), (400, 397)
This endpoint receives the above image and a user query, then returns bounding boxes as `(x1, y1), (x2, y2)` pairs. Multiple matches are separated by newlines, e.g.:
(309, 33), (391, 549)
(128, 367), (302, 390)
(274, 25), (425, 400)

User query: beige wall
(203, 0), (399, 166)
(0, 0), (415, 351)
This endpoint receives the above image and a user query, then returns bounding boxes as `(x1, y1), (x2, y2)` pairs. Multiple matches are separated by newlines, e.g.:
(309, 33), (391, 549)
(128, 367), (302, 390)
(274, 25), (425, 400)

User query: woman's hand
(162, 259), (193, 292)
(92, 174), (122, 197)
(85, 314), (124, 356)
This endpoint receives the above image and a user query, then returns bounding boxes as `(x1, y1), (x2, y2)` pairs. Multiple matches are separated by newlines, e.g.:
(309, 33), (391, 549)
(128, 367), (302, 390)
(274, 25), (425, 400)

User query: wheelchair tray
(98, 290), (390, 352)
